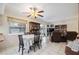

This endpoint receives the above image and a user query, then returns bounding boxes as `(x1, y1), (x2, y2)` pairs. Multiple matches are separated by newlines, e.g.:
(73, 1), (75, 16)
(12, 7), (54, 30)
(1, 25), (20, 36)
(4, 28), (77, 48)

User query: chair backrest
(18, 35), (24, 46)
(34, 34), (40, 42)
(66, 31), (78, 41)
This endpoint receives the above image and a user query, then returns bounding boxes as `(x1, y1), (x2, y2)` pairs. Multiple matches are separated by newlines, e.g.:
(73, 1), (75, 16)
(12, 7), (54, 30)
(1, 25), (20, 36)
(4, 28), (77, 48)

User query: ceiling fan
(25, 7), (44, 19)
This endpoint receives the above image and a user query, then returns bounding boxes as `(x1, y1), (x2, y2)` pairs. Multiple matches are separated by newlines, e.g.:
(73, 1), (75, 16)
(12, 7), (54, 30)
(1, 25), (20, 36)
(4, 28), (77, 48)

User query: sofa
(66, 31), (78, 41)
(51, 31), (77, 42)
(51, 31), (67, 42)
(65, 46), (79, 55)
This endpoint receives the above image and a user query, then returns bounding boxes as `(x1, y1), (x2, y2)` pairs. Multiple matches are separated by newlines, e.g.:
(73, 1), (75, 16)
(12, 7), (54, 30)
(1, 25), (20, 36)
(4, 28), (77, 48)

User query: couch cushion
(66, 31), (77, 41)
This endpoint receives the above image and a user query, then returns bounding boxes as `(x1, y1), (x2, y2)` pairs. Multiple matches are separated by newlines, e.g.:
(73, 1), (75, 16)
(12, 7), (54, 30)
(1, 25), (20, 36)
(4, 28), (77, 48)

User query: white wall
(0, 4), (5, 15)
(0, 15), (9, 35)
(53, 16), (78, 33)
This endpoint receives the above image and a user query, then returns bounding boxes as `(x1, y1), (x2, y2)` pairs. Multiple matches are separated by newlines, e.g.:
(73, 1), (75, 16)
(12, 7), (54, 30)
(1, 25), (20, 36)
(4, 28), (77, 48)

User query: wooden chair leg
(28, 46), (31, 53)
(22, 46), (24, 55)
(38, 45), (40, 49)
(33, 45), (36, 52)
(28, 50), (30, 53)
(18, 45), (21, 52)
(22, 48), (23, 55)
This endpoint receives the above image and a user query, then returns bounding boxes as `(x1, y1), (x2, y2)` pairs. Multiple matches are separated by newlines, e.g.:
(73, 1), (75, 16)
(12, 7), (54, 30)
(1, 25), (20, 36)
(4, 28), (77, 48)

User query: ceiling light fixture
(26, 7), (44, 19)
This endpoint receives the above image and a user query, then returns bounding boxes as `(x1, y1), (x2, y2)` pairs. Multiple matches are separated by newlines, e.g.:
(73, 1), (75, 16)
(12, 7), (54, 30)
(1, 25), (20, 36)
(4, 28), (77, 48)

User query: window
(8, 17), (26, 34)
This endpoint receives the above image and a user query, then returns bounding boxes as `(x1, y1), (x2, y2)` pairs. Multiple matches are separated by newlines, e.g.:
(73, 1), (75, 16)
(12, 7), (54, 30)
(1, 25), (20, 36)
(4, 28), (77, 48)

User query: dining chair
(33, 34), (42, 51)
(27, 38), (36, 53)
(28, 34), (41, 53)
(18, 35), (25, 55)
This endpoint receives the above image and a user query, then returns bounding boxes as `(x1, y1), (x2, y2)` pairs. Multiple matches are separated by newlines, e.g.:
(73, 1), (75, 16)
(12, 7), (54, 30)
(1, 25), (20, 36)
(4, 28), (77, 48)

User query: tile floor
(0, 42), (66, 55)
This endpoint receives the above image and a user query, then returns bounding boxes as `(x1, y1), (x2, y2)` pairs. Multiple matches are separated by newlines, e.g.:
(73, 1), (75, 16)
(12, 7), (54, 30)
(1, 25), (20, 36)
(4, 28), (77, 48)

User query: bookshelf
(29, 22), (40, 34)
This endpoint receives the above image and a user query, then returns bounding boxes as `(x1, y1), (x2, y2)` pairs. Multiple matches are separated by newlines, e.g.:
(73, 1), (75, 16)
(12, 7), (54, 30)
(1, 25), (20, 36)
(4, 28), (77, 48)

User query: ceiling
(0, 3), (78, 22)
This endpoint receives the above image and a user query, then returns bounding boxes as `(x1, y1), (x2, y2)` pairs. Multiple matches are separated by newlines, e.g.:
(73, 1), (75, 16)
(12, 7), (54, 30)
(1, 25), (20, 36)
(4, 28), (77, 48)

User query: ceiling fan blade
(38, 14), (44, 17)
(38, 11), (44, 13)
(27, 15), (31, 17)
(29, 7), (32, 10)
